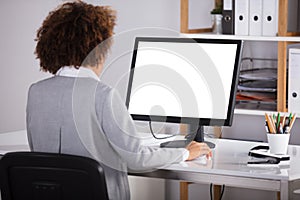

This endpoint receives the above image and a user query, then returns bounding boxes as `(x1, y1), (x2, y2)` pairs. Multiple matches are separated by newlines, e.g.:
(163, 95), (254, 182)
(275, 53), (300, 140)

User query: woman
(26, 1), (212, 199)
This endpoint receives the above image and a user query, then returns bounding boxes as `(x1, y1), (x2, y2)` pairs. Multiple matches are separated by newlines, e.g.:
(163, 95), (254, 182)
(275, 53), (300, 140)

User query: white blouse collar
(56, 66), (100, 81)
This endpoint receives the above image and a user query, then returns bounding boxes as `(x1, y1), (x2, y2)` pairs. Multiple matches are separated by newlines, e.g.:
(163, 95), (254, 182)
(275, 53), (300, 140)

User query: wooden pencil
(265, 113), (276, 133)
(289, 114), (297, 132)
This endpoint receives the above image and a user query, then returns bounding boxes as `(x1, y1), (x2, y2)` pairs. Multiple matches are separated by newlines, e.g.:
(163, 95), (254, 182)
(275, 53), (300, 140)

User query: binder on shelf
(287, 0), (299, 32)
(249, 0), (263, 36)
(288, 48), (300, 115)
(298, 0), (300, 32)
(222, 0), (234, 34)
(262, 0), (278, 36)
(234, 0), (249, 35)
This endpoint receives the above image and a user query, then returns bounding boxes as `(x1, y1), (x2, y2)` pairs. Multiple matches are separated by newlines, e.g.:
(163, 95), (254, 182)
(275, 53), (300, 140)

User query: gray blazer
(26, 76), (186, 200)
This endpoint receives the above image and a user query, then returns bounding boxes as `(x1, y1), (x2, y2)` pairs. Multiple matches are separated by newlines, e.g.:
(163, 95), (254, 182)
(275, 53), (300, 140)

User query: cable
(210, 183), (226, 200)
(148, 121), (176, 139)
(220, 184), (225, 200)
(210, 183), (213, 200)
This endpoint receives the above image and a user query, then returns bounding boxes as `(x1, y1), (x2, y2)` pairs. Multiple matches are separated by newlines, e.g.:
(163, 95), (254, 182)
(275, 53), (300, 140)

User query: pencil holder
(267, 133), (290, 155)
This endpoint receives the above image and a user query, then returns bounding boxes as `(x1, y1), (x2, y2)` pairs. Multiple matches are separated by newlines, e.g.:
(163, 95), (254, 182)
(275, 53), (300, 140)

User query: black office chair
(0, 152), (109, 200)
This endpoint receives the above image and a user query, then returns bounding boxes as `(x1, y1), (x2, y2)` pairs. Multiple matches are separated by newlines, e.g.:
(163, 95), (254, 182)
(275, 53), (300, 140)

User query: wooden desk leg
(277, 191), (280, 200)
(180, 182), (190, 200)
(213, 185), (221, 200)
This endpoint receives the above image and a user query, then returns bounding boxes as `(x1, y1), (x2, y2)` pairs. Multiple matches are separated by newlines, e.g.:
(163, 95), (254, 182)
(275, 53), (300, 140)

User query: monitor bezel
(126, 37), (243, 126)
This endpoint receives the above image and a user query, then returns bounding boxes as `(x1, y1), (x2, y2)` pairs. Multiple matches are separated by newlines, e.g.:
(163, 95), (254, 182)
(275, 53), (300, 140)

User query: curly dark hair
(35, 1), (116, 74)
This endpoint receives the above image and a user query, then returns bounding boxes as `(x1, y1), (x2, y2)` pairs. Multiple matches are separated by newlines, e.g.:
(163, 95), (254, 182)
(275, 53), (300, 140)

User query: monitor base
(159, 125), (216, 149)
(160, 139), (215, 149)
(160, 140), (189, 148)
(204, 141), (216, 149)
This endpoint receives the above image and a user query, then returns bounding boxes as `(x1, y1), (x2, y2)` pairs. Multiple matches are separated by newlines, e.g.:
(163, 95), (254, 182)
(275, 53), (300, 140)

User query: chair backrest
(0, 152), (109, 200)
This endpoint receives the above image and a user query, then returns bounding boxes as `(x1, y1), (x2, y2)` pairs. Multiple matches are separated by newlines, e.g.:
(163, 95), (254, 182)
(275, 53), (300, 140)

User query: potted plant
(211, 2), (223, 34)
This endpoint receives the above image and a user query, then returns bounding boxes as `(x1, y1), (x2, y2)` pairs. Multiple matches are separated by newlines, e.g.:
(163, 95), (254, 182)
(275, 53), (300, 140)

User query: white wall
(0, 0), (214, 133)
(0, 0), (59, 132)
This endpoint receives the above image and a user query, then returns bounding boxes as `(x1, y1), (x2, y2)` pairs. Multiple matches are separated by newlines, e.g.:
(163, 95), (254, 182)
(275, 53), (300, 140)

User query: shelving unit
(179, 1), (299, 199)
(277, 0), (300, 112)
(180, 0), (300, 113)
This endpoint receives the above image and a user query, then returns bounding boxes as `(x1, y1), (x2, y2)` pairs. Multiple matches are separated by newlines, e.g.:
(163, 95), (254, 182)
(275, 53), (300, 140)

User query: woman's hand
(185, 141), (212, 161)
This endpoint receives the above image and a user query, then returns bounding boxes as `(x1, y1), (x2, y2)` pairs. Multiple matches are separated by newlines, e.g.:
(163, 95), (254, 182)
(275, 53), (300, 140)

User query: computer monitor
(126, 37), (243, 148)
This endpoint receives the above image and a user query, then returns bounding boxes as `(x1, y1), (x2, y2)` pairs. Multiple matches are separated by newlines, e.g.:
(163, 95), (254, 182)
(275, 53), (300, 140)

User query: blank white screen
(128, 41), (238, 119)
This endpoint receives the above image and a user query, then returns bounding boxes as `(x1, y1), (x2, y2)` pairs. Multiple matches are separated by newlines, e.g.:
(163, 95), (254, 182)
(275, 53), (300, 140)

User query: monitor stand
(160, 124), (216, 149)
(191, 125), (216, 149)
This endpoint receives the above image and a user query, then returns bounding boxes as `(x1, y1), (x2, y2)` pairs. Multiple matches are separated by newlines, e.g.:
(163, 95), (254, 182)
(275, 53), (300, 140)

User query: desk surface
(1, 130), (300, 182)
(163, 138), (300, 182)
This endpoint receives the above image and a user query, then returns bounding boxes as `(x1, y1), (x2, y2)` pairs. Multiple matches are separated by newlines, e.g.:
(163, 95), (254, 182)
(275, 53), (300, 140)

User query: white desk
(133, 138), (300, 200)
(0, 130), (29, 155)
(1, 130), (300, 200)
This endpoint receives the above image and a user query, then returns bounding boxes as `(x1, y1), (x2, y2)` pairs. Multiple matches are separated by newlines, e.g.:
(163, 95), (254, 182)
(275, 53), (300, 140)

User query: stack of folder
(287, 0), (300, 32)
(222, 0), (279, 36)
(235, 58), (277, 111)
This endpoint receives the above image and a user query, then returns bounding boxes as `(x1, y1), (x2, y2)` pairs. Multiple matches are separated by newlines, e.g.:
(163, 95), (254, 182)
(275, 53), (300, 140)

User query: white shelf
(181, 33), (300, 42)
(233, 109), (282, 116)
(234, 109), (268, 116)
